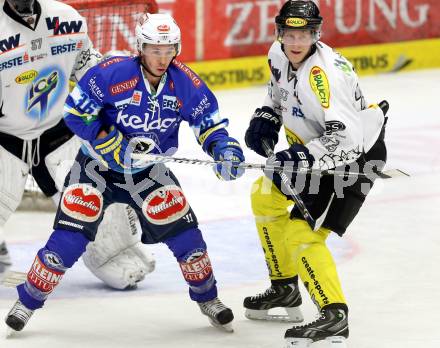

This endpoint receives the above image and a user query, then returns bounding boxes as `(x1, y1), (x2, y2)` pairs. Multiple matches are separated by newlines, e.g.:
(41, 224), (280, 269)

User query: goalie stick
(131, 152), (409, 180)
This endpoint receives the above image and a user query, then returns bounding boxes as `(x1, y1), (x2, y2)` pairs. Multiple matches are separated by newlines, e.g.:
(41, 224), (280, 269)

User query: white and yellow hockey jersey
(264, 41), (384, 170)
(0, 0), (101, 140)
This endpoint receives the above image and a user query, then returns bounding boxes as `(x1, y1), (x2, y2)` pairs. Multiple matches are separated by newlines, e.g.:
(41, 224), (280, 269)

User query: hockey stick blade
(377, 168), (410, 179)
(131, 153), (409, 180)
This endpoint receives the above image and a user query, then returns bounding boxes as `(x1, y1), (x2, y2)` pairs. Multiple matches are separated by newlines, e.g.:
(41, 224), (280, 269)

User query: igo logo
(25, 68), (65, 120)
(27, 70), (58, 119)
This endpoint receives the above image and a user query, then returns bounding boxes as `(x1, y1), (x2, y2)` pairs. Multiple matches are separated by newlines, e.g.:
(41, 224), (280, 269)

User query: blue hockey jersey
(63, 56), (229, 172)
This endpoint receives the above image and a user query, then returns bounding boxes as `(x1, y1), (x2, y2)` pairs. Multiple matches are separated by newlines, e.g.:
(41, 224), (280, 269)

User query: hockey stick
(0, 271), (27, 288)
(131, 152), (409, 180)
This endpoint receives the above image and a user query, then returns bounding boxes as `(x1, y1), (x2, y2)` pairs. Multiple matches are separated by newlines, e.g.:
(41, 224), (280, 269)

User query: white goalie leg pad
(44, 136), (82, 191)
(82, 203), (155, 289)
(0, 145), (29, 226)
(0, 224), (5, 242)
(0, 226), (12, 279)
(84, 242), (155, 289)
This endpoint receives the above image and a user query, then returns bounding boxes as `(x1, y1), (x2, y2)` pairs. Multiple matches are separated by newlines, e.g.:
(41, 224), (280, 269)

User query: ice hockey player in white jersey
(0, 0), (154, 289)
(243, 1), (388, 347)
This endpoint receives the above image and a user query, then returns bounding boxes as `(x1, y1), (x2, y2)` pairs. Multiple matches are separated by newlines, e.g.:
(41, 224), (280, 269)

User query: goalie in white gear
(0, 0), (154, 289)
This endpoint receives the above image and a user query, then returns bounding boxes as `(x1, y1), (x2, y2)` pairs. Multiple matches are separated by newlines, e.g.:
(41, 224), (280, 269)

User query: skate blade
(208, 318), (234, 333)
(285, 337), (313, 348)
(245, 308), (303, 323)
(285, 336), (347, 348)
(325, 336), (347, 347)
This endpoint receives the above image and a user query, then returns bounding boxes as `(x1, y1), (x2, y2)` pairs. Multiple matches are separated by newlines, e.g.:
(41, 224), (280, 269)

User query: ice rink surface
(1, 69), (439, 347)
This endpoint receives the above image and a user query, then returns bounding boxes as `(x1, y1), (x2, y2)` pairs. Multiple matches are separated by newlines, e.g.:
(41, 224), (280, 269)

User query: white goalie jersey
(265, 41), (385, 170)
(0, 0), (101, 140)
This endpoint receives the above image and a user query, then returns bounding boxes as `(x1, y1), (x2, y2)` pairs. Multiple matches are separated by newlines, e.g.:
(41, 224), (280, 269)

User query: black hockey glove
(245, 106), (282, 158)
(265, 143), (315, 193)
(273, 144), (315, 169)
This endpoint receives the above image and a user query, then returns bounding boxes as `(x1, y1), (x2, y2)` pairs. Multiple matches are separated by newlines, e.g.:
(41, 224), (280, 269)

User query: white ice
(1, 69), (439, 348)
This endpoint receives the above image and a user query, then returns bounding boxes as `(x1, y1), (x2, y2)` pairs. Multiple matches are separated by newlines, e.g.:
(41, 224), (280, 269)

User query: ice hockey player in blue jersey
(5, 12), (245, 334)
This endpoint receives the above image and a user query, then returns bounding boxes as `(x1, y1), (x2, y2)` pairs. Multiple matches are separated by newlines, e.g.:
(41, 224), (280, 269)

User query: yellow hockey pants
(251, 176), (346, 308)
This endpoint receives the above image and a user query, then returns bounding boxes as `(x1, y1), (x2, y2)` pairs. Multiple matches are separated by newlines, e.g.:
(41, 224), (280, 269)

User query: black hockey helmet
(275, 1), (323, 43)
(6, 0), (35, 16)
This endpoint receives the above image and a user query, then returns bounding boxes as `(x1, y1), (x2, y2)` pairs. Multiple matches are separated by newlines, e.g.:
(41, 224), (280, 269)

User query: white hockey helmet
(135, 13), (181, 56)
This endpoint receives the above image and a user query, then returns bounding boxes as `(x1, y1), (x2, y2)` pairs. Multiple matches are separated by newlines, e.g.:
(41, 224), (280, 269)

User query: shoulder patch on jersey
(100, 57), (126, 69)
(109, 76), (139, 96)
(333, 52), (354, 76)
(172, 60), (202, 88)
(309, 66), (330, 109)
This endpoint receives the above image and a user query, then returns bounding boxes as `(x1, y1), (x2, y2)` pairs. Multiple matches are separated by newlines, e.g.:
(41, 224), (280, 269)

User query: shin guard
(18, 229), (89, 310)
(164, 228), (217, 302)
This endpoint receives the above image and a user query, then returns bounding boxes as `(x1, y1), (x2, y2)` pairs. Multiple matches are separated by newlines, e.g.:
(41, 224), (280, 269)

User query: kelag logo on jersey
(25, 67), (66, 120)
(116, 111), (176, 133)
(0, 34), (20, 53)
(46, 17), (83, 35)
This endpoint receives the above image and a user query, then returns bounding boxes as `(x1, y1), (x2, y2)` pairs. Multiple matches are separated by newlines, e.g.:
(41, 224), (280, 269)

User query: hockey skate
(284, 305), (348, 348)
(243, 283), (303, 322)
(198, 297), (234, 332)
(5, 300), (34, 332)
